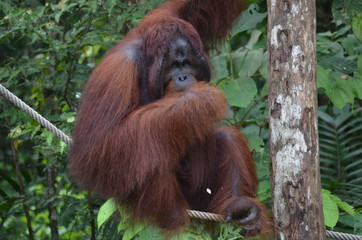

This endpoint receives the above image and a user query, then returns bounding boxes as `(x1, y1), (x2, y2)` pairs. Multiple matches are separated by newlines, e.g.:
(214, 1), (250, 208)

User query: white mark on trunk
(280, 232), (286, 240)
(282, 63), (290, 81)
(270, 94), (307, 220)
(291, 3), (300, 16)
(274, 128), (306, 183)
(307, 186), (311, 199)
(271, 25), (283, 48)
(271, 0), (276, 9)
(292, 45), (306, 74)
(310, 40), (314, 49)
(275, 59), (280, 71)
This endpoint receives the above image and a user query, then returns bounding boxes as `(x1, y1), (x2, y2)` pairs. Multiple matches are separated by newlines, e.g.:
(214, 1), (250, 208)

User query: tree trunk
(47, 166), (60, 240)
(267, 0), (325, 239)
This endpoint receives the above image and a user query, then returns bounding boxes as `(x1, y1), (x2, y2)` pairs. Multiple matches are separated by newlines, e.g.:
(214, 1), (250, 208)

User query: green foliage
(352, 13), (362, 42)
(317, 27), (362, 109)
(319, 106), (362, 195)
(317, 7), (362, 234)
(97, 198), (118, 230)
(97, 198), (244, 240)
(322, 189), (355, 229)
(231, 4), (267, 37)
(211, 4), (271, 213)
(0, 0), (361, 239)
(212, 3), (268, 152)
(319, 106), (362, 233)
(338, 213), (362, 236)
(219, 77), (258, 108)
(332, 0), (362, 25)
(0, 1), (162, 239)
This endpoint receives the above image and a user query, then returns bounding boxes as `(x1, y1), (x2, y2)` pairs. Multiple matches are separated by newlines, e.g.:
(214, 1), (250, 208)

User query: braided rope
(0, 84), (72, 146)
(325, 231), (362, 240)
(188, 210), (362, 240)
(1, 83), (361, 240)
(186, 209), (225, 222)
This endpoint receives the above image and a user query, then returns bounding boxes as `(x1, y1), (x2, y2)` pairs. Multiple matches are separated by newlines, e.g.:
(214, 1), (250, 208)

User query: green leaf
(0, 2), (12, 14)
(358, 54), (362, 74)
(9, 8), (26, 17)
(211, 54), (229, 81)
(0, 173), (20, 193)
(105, 0), (117, 12)
(231, 4), (266, 37)
(317, 65), (332, 90)
(257, 180), (271, 202)
(97, 198), (117, 230)
(326, 79), (355, 109)
(220, 78), (257, 108)
(0, 198), (16, 213)
(232, 49), (263, 78)
(352, 13), (362, 42)
(322, 189), (339, 228)
(328, 194), (355, 217)
(332, 0), (362, 24)
(123, 223), (146, 240)
(42, 130), (54, 146)
(334, 25), (351, 39)
(135, 225), (163, 240)
(245, 133), (264, 153)
(338, 212), (362, 230)
(319, 55), (357, 75)
(0, 68), (9, 80)
(350, 77), (362, 99)
(336, 201), (355, 217)
(245, 30), (262, 49)
(87, 0), (98, 13)
(340, 34), (361, 55)
(116, 206), (133, 233)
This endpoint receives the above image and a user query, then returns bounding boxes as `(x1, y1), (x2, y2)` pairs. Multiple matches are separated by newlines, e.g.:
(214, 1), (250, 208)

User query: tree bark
(11, 140), (34, 240)
(47, 166), (60, 240)
(267, 0), (325, 239)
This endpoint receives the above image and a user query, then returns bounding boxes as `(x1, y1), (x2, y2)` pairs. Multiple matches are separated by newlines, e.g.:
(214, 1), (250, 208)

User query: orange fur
(69, 0), (272, 237)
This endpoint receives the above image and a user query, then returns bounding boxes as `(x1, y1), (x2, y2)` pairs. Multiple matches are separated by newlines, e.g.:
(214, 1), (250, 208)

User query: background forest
(0, 0), (361, 239)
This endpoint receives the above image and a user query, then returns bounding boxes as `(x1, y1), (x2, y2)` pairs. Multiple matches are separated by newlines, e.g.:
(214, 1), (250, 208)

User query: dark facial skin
(159, 37), (211, 91)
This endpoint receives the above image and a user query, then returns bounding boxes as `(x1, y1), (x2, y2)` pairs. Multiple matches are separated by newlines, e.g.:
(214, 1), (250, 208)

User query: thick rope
(188, 210), (362, 240)
(186, 209), (225, 222)
(1, 83), (361, 240)
(0, 84), (72, 146)
(324, 231), (362, 240)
